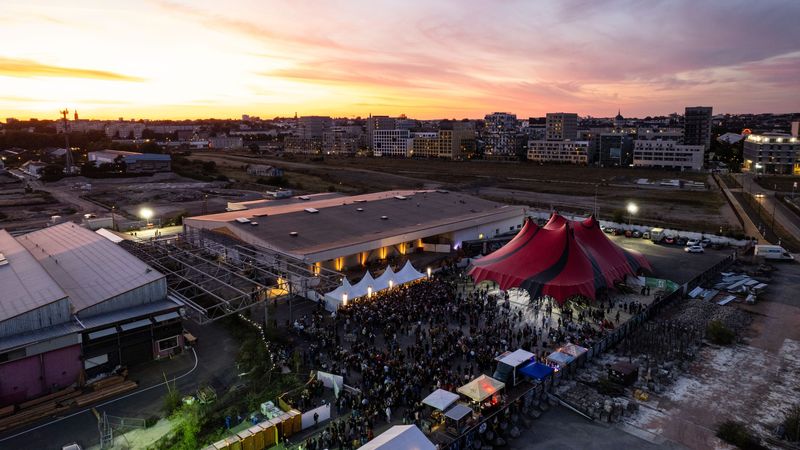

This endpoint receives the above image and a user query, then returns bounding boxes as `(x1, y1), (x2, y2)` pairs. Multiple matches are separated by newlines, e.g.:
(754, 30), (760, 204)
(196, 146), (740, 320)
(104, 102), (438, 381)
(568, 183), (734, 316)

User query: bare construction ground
(0, 172), (76, 231)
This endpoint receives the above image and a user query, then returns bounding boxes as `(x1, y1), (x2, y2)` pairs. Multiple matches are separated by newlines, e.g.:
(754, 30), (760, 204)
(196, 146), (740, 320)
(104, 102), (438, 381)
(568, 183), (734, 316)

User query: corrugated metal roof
(120, 318), (152, 331)
(0, 321), (80, 353)
(0, 229), (68, 322)
(78, 299), (180, 330)
(17, 223), (165, 313)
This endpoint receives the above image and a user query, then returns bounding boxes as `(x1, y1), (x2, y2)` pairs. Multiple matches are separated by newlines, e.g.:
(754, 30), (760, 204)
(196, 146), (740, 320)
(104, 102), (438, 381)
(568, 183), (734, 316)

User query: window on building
(157, 336), (180, 352)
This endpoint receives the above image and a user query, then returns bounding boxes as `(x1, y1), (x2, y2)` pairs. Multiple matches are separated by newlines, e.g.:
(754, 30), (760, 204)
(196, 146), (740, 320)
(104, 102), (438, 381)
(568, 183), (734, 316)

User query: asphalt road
(608, 235), (732, 284)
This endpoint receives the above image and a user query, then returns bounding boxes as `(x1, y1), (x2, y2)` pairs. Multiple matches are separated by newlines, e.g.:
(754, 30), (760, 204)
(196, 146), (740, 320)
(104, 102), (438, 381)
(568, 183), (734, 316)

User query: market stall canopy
(444, 404), (472, 421)
(546, 351), (574, 367)
(495, 349), (535, 368)
(457, 375), (505, 402)
(422, 389), (460, 411)
(324, 278), (353, 310)
(469, 215), (651, 304)
(373, 266), (396, 291)
(358, 425), (436, 450)
(519, 362), (554, 381)
(349, 272), (376, 299)
(559, 343), (589, 358)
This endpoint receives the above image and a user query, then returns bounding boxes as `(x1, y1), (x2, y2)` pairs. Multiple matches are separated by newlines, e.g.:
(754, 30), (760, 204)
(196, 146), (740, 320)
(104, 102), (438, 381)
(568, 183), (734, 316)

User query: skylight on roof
(235, 217), (250, 223)
(304, 208), (319, 214)
(394, 195), (407, 200)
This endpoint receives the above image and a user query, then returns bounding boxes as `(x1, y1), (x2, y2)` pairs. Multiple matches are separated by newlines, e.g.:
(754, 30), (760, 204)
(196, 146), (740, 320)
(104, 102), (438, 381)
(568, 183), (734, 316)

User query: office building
(298, 116), (333, 139)
(546, 113), (578, 141)
(411, 127), (474, 159)
(633, 140), (704, 170)
(373, 129), (412, 157)
(527, 140), (589, 164)
(366, 116), (397, 150)
(742, 132), (800, 175)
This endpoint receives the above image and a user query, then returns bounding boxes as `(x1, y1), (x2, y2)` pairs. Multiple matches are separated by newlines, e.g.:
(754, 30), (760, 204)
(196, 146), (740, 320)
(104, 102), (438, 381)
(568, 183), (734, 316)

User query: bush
(145, 415), (160, 428)
(785, 405), (800, 441)
(716, 420), (767, 450)
(707, 320), (735, 345)
(162, 387), (181, 416)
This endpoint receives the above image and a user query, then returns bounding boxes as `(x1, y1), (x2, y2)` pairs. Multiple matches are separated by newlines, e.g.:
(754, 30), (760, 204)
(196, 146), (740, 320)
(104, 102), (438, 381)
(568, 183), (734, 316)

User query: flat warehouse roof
(186, 191), (524, 258)
(0, 229), (68, 322)
(17, 223), (165, 312)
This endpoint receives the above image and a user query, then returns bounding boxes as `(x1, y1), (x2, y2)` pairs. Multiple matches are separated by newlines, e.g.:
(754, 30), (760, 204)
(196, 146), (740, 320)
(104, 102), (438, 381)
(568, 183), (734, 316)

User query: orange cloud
(0, 57), (143, 81)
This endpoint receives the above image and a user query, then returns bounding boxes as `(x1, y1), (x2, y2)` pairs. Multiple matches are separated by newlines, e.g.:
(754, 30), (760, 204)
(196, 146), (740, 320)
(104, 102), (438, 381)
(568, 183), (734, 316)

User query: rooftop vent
(0, 253), (7, 267)
(250, 221), (259, 226)
(394, 195), (407, 200)
(356, 208), (364, 212)
(381, 216), (389, 220)
(235, 217), (250, 223)
(436, 190), (449, 193)
(299, 196), (310, 201)
(290, 231), (298, 237)
(354, 199), (367, 203)
(304, 207), (319, 214)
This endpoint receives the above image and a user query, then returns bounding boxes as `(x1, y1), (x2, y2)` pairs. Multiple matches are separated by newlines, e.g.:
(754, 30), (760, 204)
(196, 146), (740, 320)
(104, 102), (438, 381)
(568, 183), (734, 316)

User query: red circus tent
(469, 214), (651, 304)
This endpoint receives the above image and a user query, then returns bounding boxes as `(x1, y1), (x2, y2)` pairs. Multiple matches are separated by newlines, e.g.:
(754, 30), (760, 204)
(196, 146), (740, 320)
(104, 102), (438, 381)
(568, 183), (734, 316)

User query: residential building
(742, 132), (800, 175)
(791, 120), (799, 137)
(546, 113), (578, 141)
(283, 136), (322, 154)
(527, 140), (589, 164)
(104, 121), (146, 140)
(373, 129), (412, 157)
(298, 116), (333, 139)
(636, 127), (683, 142)
(683, 106), (713, 161)
(20, 160), (47, 177)
(208, 135), (244, 150)
(411, 127), (474, 159)
(322, 126), (363, 155)
(366, 116), (397, 150)
(246, 164), (284, 177)
(483, 113), (518, 158)
(633, 140), (704, 170)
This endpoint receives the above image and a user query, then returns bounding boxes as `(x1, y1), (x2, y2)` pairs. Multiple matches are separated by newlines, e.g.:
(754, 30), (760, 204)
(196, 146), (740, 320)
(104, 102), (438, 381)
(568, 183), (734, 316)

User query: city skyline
(2, 0), (799, 120)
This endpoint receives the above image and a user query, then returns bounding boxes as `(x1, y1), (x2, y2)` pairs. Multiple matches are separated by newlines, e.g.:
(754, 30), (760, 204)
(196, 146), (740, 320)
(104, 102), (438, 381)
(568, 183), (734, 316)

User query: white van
(754, 245), (795, 261)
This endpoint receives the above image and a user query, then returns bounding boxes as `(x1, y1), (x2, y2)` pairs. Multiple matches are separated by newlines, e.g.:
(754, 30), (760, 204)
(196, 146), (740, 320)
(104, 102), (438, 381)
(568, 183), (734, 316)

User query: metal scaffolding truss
(119, 228), (341, 324)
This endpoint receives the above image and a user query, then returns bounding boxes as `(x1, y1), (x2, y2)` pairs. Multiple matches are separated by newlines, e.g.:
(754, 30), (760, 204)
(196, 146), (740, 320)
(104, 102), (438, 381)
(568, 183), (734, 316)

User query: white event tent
(322, 261), (427, 311)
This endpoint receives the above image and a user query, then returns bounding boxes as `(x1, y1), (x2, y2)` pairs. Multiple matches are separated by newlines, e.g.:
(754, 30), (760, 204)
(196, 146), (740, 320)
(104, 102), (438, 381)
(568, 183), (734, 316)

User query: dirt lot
(189, 152), (736, 233)
(0, 172), (77, 231)
(627, 262), (800, 449)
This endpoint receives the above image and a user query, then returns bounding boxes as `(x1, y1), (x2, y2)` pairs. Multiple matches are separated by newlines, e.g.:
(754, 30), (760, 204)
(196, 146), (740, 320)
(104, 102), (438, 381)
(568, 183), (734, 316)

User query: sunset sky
(1, 0), (798, 120)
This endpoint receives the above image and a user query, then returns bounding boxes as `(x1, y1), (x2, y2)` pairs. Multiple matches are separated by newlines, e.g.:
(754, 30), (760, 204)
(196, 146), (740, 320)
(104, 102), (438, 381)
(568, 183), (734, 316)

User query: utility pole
(60, 109), (75, 174)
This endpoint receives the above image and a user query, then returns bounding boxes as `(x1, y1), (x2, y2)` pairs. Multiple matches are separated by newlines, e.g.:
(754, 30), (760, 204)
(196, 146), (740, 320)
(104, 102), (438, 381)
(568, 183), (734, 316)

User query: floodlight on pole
(626, 202), (638, 225)
(140, 207), (153, 220)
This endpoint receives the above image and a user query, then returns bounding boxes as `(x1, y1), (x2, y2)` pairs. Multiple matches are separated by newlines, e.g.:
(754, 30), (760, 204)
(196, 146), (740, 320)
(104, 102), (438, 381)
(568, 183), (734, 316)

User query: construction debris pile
(671, 298), (751, 335)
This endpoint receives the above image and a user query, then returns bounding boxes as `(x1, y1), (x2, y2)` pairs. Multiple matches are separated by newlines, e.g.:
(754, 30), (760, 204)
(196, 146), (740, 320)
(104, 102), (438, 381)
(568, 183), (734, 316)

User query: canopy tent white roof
(373, 266), (396, 291)
(357, 425), (435, 450)
(444, 403), (472, 421)
(559, 343), (588, 358)
(457, 375), (505, 402)
(495, 349), (535, 368)
(323, 278), (353, 311)
(422, 389), (460, 411)
(349, 272), (376, 299)
(394, 260), (425, 285)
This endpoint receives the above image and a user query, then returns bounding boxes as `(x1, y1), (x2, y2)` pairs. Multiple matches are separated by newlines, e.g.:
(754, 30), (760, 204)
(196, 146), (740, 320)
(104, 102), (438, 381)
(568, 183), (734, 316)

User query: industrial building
(88, 149), (172, 173)
(0, 223), (182, 407)
(183, 190), (526, 272)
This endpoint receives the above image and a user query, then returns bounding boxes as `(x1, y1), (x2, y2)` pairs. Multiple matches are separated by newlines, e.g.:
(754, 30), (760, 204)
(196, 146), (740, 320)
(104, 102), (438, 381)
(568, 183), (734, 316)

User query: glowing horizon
(1, 0), (798, 121)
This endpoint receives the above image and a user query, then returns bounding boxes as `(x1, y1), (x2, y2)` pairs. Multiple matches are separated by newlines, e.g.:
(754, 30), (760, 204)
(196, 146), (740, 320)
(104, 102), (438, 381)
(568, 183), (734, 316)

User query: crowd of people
(291, 265), (648, 449)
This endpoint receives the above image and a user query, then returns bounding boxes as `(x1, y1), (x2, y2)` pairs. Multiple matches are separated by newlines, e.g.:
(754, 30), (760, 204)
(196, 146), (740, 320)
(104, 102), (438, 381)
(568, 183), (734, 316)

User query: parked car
(677, 237), (688, 246)
(642, 231), (650, 239)
(700, 238), (711, 247)
(625, 230), (633, 237)
(684, 245), (704, 253)
(686, 239), (700, 247)
(603, 226), (614, 234)
(613, 228), (624, 236)
(632, 230), (642, 238)
(664, 236), (675, 244)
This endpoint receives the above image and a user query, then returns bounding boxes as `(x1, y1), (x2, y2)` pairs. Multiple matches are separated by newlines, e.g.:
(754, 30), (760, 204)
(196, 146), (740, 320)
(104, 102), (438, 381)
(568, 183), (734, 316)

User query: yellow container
(228, 436), (243, 450)
(278, 414), (292, 438)
(288, 409), (302, 434)
(237, 429), (254, 450)
(260, 420), (278, 447)
(248, 424), (265, 450)
(213, 439), (230, 450)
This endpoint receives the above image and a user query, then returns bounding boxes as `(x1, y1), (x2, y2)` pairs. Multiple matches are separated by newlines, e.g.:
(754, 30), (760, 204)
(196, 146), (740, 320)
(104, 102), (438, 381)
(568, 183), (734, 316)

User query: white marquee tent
(358, 425), (435, 450)
(322, 261), (428, 311)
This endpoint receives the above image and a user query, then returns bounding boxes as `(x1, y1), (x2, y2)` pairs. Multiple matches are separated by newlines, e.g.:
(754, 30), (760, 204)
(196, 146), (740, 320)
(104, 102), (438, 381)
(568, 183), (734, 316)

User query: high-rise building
(366, 115), (397, 150)
(683, 106), (712, 161)
(483, 113), (518, 158)
(411, 127), (474, 159)
(298, 116), (333, 139)
(742, 133), (799, 175)
(546, 113), (578, 140)
(791, 120), (799, 138)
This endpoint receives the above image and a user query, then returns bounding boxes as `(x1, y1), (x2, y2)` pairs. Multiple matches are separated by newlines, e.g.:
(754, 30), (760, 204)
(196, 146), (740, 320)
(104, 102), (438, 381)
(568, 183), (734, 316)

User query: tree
(40, 164), (65, 181)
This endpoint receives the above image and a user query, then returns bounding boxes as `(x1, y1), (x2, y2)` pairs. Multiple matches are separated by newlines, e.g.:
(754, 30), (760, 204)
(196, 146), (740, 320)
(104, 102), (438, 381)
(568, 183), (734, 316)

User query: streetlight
(140, 207), (153, 227)
(626, 202), (638, 226)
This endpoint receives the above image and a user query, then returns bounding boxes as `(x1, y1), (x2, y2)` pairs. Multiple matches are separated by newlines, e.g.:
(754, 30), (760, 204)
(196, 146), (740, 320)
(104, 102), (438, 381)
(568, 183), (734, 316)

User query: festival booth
(358, 425), (436, 450)
(393, 260), (426, 285)
(519, 362), (554, 382)
(492, 349), (535, 386)
(323, 278), (353, 311)
(457, 375), (505, 414)
(443, 403), (473, 436)
(421, 389), (460, 433)
(559, 343), (589, 365)
(545, 351), (574, 371)
(321, 261), (427, 312)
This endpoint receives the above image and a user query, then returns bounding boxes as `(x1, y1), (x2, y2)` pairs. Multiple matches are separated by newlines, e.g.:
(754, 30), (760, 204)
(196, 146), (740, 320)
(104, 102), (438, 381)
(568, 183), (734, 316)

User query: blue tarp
(519, 362), (554, 381)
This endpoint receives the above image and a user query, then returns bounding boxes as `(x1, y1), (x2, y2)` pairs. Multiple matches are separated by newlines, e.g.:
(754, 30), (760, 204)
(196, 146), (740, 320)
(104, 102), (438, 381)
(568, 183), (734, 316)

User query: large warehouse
(0, 223), (182, 407)
(183, 190), (527, 272)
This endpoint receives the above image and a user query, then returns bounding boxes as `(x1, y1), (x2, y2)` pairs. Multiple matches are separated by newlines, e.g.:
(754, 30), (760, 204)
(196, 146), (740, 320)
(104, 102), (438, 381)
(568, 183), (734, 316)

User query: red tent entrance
(469, 214), (651, 303)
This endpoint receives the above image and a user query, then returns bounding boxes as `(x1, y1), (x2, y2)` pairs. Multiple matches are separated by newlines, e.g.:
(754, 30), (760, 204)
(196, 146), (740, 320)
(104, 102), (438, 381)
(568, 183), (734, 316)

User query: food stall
(519, 361), (554, 382)
(559, 343), (589, 360)
(457, 375), (506, 413)
(443, 404), (473, 436)
(492, 349), (535, 386)
(421, 389), (460, 433)
(545, 351), (574, 371)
